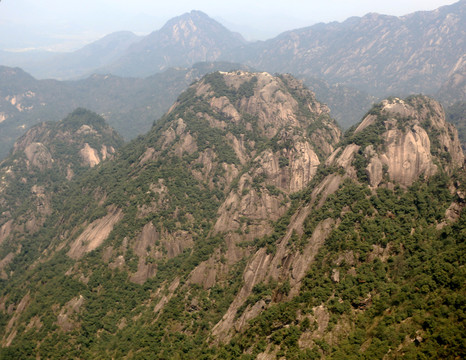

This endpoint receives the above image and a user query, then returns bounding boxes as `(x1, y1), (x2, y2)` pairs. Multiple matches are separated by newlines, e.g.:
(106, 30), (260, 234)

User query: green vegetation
(0, 73), (464, 359)
(445, 101), (466, 150)
(220, 173), (464, 359)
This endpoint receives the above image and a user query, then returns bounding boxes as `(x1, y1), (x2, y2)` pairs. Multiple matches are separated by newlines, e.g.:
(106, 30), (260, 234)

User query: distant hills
(102, 11), (247, 77)
(228, 1), (466, 97)
(2, 3), (464, 101)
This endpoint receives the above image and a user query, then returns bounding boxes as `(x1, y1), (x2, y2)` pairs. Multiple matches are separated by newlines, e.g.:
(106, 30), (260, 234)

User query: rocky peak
(147, 71), (341, 185)
(329, 95), (464, 187)
(159, 10), (245, 44)
(108, 11), (247, 76)
(10, 108), (123, 173)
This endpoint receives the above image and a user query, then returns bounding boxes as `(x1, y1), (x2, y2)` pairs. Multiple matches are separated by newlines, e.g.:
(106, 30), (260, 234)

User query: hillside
(0, 71), (464, 359)
(30, 31), (142, 80)
(0, 109), (123, 279)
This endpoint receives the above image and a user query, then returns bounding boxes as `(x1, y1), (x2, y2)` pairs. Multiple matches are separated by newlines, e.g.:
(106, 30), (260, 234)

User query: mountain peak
(106, 12), (246, 77)
(330, 95), (464, 187)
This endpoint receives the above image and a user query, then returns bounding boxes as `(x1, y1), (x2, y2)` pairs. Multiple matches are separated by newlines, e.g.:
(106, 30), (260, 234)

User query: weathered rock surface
(329, 96), (464, 187)
(68, 207), (123, 260)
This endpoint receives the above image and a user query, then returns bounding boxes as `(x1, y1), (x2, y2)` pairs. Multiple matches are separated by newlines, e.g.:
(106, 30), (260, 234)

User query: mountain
(102, 11), (247, 77)
(0, 109), (123, 278)
(0, 63), (373, 161)
(0, 62), (251, 160)
(0, 71), (464, 359)
(2, 2), (464, 106)
(226, 1), (466, 98)
(31, 31), (142, 80)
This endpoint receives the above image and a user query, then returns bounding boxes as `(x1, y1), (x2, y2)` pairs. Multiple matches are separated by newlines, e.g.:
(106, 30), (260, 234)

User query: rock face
(0, 71), (464, 358)
(170, 71), (341, 238)
(9, 108), (122, 175)
(329, 96), (464, 187)
(67, 207), (123, 260)
(0, 109), (123, 273)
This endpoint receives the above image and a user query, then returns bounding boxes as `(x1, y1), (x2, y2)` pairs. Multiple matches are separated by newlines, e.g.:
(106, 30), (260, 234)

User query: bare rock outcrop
(80, 143), (101, 167)
(330, 96), (464, 187)
(57, 295), (85, 332)
(68, 207), (123, 260)
(24, 142), (53, 170)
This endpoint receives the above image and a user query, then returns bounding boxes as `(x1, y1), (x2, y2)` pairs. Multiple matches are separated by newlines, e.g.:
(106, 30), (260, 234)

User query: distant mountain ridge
(226, 0), (466, 97)
(2, 2), (464, 102)
(102, 10), (247, 77)
(0, 32), (142, 81)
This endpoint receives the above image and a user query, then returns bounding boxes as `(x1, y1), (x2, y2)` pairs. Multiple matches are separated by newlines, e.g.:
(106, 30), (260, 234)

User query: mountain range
(0, 2), (464, 159)
(0, 3), (465, 357)
(0, 64), (375, 160)
(0, 70), (464, 359)
(2, 3), (464, 101)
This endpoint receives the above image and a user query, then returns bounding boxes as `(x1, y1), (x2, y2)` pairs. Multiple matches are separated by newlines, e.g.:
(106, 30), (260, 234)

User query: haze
(0, 0), (460, 51)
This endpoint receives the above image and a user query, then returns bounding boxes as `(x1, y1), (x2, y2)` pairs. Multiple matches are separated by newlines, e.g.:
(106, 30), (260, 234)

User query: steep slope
(0, 76), (464, 359)
(217, 96), (464, 358)
(329, 95), (464, 187)
(227, 1), (466, 98)
(0, 71), (341, 357)
(0, 109), (123, 279)
(104, 11), (247, 77)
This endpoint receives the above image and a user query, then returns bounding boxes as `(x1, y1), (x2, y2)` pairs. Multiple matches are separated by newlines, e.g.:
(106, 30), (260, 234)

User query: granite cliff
(0, 72), (464, 359)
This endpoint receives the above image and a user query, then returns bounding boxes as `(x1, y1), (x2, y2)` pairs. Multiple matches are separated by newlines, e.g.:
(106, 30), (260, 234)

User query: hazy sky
(0, 0), (460, 51)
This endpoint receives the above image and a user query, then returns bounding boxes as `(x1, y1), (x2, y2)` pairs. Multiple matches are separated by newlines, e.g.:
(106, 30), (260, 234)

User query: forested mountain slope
(0, 72), (464, 359)
(0, 109), (123, 280)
